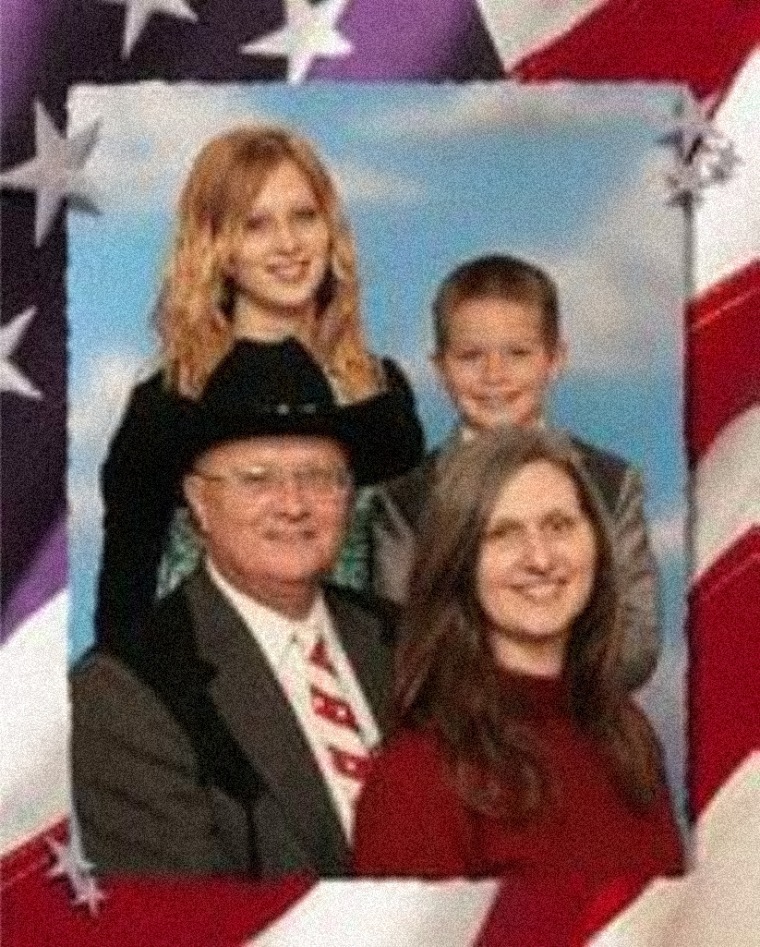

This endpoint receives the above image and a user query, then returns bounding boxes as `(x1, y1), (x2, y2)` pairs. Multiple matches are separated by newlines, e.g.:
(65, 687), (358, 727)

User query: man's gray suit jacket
(71, 568), (395, 877)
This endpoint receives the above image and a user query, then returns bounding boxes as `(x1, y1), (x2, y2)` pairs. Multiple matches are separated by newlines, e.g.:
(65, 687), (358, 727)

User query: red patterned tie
(305, 634), (373, 802)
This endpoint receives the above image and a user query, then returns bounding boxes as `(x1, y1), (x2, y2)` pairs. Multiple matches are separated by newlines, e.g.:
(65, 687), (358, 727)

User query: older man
(72, 339), (423, 877)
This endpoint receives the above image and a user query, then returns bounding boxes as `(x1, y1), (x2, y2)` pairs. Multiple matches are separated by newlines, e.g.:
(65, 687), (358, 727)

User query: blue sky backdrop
(67, 81), (687, 805)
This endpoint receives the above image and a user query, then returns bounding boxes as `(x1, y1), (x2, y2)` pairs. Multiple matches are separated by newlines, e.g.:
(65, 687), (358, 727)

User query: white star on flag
(0, 102), (100, 246)
(0, 308), (42, 400)
(665, 162), (706, 207)
(697, 136), (741, 187)
(47, 829), (105, 917)
(658, 94), (718, 156)
(97, 0), (198, 59)
(240, 0), (352, 84)
(660, 93), (742, 211)
(662, 115), (742, 209)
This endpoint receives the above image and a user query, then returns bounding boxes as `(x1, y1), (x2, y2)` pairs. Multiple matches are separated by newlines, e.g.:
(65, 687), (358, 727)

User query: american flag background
(1, 1), (759, 944)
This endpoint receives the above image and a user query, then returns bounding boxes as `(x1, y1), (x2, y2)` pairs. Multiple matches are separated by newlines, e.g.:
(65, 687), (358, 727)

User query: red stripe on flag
(571, 873), (655, 946)
(475, 873), (587, 946)
(689, 526), (760, 816)
(687, 261), (760, 463)
(511, 0), (760, 103)
(2, 828), (314, 947)
(2, 818), (69, 891)
(475, 870), (670, 946)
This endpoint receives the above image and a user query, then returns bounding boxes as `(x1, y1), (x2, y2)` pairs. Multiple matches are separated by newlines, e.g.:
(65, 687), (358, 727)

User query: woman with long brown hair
(96, 125), (423, 647)
(353, 427), (682, 883)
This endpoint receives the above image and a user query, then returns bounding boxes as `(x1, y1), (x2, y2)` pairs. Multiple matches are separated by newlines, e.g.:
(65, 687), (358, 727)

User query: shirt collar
(205, 559), (327, 670)
(458, 416), (547, 443)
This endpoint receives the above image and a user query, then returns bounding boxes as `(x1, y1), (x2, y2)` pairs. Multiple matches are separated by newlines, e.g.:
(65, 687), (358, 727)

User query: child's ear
(550, 339), (568, 380)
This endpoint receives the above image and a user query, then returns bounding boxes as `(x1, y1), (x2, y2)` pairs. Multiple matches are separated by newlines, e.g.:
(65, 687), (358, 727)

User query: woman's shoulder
(126, 362), (190, 412)
(102, 360), (193, 483)
(111, 363), (196, 448)
(377, 355), (413, 395)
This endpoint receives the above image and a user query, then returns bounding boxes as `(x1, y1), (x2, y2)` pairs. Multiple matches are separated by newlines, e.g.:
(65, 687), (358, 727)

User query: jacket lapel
(185, 570), (348, 870)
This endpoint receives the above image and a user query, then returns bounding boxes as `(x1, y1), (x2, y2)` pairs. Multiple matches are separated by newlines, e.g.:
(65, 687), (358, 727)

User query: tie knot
(290, 614), (318, 653)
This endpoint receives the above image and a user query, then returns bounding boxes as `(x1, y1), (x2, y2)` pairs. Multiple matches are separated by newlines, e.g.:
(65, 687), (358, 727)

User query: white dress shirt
(205, 560), (381, 840)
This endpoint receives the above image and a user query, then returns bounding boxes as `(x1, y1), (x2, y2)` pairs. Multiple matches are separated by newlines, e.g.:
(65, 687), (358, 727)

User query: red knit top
(352, 671), (683, 883)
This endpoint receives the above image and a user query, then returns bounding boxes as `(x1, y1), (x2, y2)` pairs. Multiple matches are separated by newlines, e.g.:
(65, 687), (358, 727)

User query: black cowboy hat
(185, 338), (425, 487)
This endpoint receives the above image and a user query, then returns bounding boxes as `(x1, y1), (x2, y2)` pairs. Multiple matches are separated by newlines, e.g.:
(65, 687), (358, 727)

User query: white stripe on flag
(588, 753), (760, 946)
(587, 877), (684, 947)
(692, 405), (760, 581)
(0, 590), (71, 855)
(693, 750), (760, 864)
(250, 879), (500, 947)
(695, 48), (760, 294)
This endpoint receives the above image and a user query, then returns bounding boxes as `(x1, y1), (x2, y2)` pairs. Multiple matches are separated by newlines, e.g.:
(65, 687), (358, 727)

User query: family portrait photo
(65, 79), (687, 881)
(3, 4), (758, 942)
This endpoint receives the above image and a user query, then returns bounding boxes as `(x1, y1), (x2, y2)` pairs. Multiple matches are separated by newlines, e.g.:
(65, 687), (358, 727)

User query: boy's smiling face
(434, 295), (566, 432)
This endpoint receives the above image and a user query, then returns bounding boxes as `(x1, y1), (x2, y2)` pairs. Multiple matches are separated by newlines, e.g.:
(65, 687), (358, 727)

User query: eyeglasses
(192, 464), (353, 502)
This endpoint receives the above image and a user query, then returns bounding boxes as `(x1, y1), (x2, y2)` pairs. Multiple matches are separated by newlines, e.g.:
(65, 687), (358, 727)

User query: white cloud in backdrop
(70, 83), (433, 216)
(650, 505), (687, 560)
(359, 82), (674, 141)
(522, 151), (684, 377)
(333, 159), (431, 206)
(70, 83), (271, 215)
(69, 349), (148, 447)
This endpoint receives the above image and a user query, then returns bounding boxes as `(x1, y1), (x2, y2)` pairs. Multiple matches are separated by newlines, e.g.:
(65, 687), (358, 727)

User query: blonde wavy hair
(156, 125), (380, 400)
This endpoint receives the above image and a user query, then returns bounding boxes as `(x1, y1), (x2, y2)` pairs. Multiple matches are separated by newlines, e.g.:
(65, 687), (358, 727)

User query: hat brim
(187, 385), (423, 488)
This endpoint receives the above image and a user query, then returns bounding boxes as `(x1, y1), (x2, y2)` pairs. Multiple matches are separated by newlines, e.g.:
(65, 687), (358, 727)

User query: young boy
(373, 254), (660, 691)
